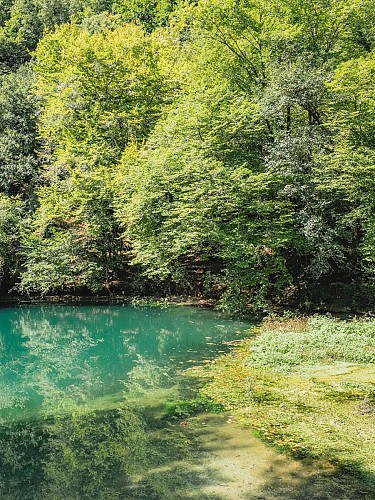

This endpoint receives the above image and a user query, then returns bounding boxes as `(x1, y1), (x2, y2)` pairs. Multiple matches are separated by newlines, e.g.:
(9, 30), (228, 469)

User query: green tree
(0, 1), (118, 72)
(0, 63), (39, 197)
(20, 167), (127, 294)
(112, 0), (177, 32)
(283, 0), (375, 63)
(34, 22), (170, 169)
(318, 51), (375, 291)
(113, 88), (294, 311)
(111, 0), (375, 310)
(0, 0), (13, 26)
(21, 22), (171, 294)
(3, 0), (43, 52)
(0, 194), (24, 290)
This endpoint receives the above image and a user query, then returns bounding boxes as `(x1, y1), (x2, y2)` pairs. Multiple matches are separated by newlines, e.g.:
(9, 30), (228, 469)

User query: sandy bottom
(140, 413), (373, 499)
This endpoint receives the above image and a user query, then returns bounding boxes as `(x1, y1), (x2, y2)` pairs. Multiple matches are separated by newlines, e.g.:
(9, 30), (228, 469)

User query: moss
(162, 397), (225, 420)
(192, 315), (375, 482)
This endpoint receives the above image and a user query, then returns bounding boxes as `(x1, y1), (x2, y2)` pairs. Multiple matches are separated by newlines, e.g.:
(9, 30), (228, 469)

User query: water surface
(0, 304), (253, 499)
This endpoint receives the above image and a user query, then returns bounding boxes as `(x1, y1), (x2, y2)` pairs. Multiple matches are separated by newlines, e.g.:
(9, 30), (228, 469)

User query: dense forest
(0, 0), (374, 313)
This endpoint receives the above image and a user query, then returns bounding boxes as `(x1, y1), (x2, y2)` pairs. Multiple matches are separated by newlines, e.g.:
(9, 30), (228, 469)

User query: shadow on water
(133, 411), (375, 500)
(0, 404), (374, 499)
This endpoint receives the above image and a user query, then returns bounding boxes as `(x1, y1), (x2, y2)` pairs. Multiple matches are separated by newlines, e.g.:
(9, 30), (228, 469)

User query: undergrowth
(250, 315), (375, 370)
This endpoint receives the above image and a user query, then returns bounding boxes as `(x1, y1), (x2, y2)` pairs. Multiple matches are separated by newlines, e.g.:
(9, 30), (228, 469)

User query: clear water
(0, 304), (253, 499)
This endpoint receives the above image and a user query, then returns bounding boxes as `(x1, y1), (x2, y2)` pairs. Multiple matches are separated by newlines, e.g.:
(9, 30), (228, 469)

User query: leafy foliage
(0, 0), (372, 310)
(34, 22), (170, 169)
(0, 63), (38, 196)
(20, 21), (173, 294)
(20, 167), (126, 294)
(0, 194), (24, 287)
(112, 0), (177, 32)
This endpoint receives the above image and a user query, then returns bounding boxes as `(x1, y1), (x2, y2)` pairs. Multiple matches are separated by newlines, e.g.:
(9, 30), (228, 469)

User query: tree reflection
(0, 403), (149, 500)
(6, 313), (104, 418)
(41, 405), (147, 500)
(0, 305), (250, 420)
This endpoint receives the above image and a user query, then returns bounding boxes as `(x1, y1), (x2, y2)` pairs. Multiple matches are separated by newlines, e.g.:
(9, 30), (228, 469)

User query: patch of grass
(191, 315), (375, 483)
(262, 313), (308, 332)
(250, 315), (375, 370)
(162, 397), (225, 420)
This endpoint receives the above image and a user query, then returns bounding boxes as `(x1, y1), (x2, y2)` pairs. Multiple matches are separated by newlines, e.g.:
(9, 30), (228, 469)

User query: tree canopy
(0, 0), (373, 312)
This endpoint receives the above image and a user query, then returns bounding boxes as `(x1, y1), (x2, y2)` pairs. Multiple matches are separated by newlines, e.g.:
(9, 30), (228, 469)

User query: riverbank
(0, 293), (217, 308)
(188, 314), (375, 495)
(2, 292), (373, 325)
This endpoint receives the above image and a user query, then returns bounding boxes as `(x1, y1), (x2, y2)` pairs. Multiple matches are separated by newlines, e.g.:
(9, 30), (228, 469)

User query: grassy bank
(189, 315), (375, 483)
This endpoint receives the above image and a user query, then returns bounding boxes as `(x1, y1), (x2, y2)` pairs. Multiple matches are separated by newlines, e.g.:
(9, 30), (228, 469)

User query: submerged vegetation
(163, 396), (225, 419)
(192, 315), (375, 486)
(0, 0), (373, 312)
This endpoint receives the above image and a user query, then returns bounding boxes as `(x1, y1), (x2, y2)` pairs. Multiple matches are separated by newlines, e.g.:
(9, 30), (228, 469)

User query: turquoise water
(0, 304), (252, 499)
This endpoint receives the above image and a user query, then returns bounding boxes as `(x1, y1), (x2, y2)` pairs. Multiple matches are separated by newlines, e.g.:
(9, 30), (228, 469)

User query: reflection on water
(0, 305), (252, 499)
(0, 404), (148, 499)
(0, 305), (250, 419)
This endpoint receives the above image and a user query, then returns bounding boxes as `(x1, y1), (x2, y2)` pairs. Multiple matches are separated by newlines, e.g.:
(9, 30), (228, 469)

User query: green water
(0, 304), (252, 499)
